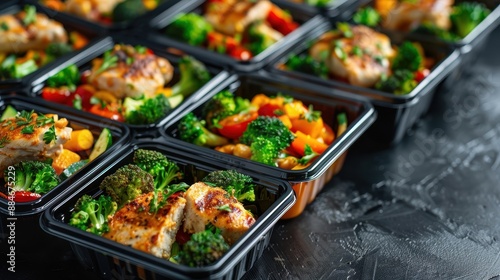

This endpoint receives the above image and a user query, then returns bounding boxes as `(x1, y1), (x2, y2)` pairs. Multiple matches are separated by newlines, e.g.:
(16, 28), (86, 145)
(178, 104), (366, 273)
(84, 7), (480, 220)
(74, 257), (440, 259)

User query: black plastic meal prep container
(27, 0), (183, 33)
(267, 18), (461, 146)
(271, 0), (360, 18)
(340, 0), (500, 73)
(40, 140), (296, 280)
(0, 94), (130, 261)
(160, 71), (376, 219)
(26, 33), (230, 138)
(142, 0), (325, 72)
(0, 0), (103, 93)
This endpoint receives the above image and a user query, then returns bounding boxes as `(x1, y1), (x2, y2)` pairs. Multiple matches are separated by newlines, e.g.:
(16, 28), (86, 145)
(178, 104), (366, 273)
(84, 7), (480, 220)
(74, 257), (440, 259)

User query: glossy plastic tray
(0, 0), (102, 92)
(0, 94), (130, 254)
(160, 72), (376, 219)
(143, 0), (325, 72)
(26, 34), (230, 138)
(272, 0), (359, 18)
(268, 19), (461, 146)
(40, 141), (295, 280)
(29, 0), (182, 32)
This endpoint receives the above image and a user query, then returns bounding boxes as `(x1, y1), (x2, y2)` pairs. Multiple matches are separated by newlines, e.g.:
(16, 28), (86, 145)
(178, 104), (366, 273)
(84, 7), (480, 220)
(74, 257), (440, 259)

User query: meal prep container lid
(267, 18), (462, 108)
(143, 0), (326, 72)
(25, 34), (230, 138)
(161, 71), (377, 182)
(40, 140), (295, 280)
(0, 0), (103, 91)
(0, 95), (131, 216)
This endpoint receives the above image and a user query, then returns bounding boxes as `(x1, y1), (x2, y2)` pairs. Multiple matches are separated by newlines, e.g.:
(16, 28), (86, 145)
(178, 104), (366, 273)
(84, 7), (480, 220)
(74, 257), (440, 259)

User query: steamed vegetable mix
(0, 107), (113, 202)
(41, 44), (211, 125)
(164, 0), (299, 60)
(40, 0), (163, 24)
(0, 5), (89, 80)
(281, 22), (434, 95)
(353, 0), (490, 40)
(178, 91), (348, 169)
(68, 149), (258, 267)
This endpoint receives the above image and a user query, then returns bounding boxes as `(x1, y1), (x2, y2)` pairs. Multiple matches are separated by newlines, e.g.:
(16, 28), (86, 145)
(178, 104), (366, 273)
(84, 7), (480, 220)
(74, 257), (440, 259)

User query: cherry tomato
(415, 68), (430, 83)
(89, 104), (124, 122)
(41, 87), (72, 104)
(12, 191), (42, 203)
(218, 111), (258, 139)
(73, 85), (95, 110)
(258, 103), (282, 117)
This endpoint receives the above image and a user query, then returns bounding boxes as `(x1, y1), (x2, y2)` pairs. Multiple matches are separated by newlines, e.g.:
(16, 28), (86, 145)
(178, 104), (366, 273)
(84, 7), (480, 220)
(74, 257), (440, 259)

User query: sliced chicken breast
(87, 45), (174, 99)
(310, 25), (395, 88)
(0, 112), (72, 176)
(383, 0), (454, 31)
(183, 182), (256, 245)
(104, 191), (187, 259)
(0, 12), (68, 53)
(204, 0), (273, 36)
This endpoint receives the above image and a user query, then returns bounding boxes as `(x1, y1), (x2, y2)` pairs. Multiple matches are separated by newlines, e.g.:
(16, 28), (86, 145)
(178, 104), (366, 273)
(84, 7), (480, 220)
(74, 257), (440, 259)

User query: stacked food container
(1, 0), (499, 279)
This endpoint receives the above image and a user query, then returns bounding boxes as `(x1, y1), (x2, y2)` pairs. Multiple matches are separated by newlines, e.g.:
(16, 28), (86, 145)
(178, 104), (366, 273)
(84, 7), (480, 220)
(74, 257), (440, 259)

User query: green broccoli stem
(199, 125), (229, 147)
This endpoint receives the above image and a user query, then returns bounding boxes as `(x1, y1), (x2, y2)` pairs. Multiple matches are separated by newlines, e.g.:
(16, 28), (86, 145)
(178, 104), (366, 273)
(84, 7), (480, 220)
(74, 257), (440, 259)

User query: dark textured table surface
(3, 27), (500, 280)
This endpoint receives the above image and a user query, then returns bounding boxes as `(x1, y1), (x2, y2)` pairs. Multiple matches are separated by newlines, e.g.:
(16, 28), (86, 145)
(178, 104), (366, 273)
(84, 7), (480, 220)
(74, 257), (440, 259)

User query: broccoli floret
(413, 22), (460, 41)
(375, 69), (417, 95)
(177, 112), (229, 147)
(68, 194), (117, 235)
(352, 6), (381, 27)
(239, 116), (295, 151)
(202, 170), (255, 202)
(250, 136), (281, 166)
(285, 54), (329, 79)
(46, 42), (74, 59)
(176, 228), (230, 267)
(165, 13), (213, 46)
(112, 0), (147, 22)
(201, 90), (252, 129)
(46, 64), (80, 88)
(391, 41), (422, 72)
(450, 2), (490, 38)
(6, 160), (60, 194)
(246, 21), (279, 55)
(99, 164), (155, 208)
(133, 149), (183, 190)
(0, 55), (38, 79)
(123, 94), (172, 125)
(171, 56), (211, 98)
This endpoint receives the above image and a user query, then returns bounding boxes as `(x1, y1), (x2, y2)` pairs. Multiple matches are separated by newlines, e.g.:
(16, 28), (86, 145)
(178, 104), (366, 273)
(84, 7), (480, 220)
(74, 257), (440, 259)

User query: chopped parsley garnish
(96, 50), (118, 74)
(22, 5), (37, 26)
(21, 125), (34, 134)
(217, 204), (231, 212)
(0, 22), (8, 31)
(0, 136), (9, 148)
(43, 125), (57, 144)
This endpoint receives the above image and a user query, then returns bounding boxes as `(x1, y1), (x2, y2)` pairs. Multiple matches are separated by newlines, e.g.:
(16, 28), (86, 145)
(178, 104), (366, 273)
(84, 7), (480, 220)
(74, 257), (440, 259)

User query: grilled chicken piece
(87, 45), (174, 99)
(65, 0), (124, 21)
(204, 0), (273, 36)
(0, 113), (72, 177)
(183, 182), (256, 245)
(309, 25), (395, 88)
(382, 0), (454, 31)
(104, 192), (187, 259)
(0, 12), (68, 54)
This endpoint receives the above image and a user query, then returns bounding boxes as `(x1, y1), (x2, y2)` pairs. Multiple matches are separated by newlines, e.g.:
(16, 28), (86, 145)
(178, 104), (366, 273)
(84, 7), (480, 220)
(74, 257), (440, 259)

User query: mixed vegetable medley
(176, 90), (347, 169)
(164, 0), (299, 60)
(282, 22), (434, 95)
(0, 5), (88, 80)
(0, 106), (113, 202)
(41, 44), (211, 125)
(68, 148), (258, 267)
(40, 0), (163, 24)
(286, 0), (333, 8)
(353, 0), (491, 40)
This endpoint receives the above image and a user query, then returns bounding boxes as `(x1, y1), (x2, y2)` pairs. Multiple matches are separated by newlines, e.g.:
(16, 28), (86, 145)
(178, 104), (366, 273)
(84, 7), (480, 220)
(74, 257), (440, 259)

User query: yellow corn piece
(156, 87), (173, 97)
(63, 129), (95, 152)
(52, 149), (81, 175)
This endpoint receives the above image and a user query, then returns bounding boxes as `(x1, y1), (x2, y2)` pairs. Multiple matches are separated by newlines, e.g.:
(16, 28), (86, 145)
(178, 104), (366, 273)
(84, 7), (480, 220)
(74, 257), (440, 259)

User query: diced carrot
(291, 131), (329, 156)
(290, 116), (324, 139)
(52, 149), (82, 175)
(43, 0), (65, 11)
(70, 31), (89, 50)
(63, 129), (94, 152)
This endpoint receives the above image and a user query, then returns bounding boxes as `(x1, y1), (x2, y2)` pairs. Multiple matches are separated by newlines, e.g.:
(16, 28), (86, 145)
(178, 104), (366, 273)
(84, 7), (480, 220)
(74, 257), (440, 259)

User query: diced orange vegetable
(283, 100), (307, 119)
(320, 123), (335, 145)
(156, 87), (173, 97)
(52, 149), (81, 175)
(291, 131), (329, 156)
(278, 115), (292, 129)
(251, 93), (271, 107)
(70, 31), (89, 50)
(290, 116), (324, 139)
(43, 0), (65, 11)
(93, 90), (118, 104)
(63, 129), (94, 152)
